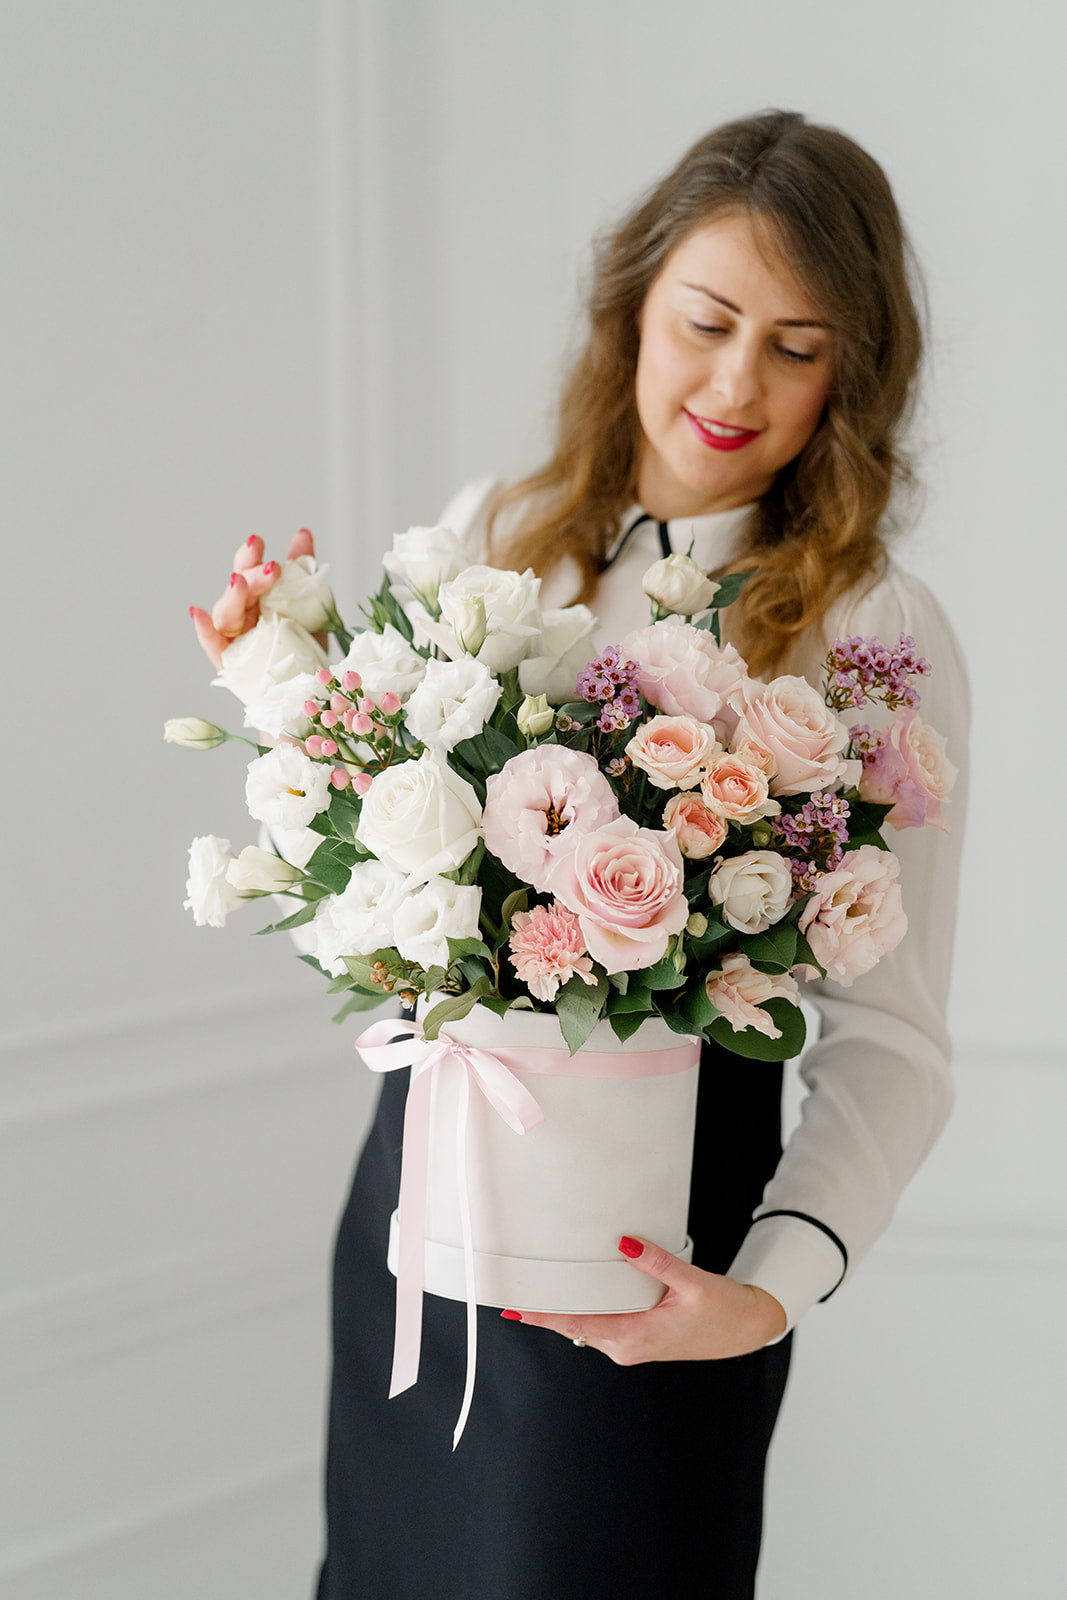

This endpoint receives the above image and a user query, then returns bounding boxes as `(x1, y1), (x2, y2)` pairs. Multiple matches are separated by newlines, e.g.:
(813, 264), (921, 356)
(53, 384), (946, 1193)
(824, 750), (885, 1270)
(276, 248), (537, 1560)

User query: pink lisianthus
(662, 792), (728, 858)
(797, 844), (907, 986)
(733, 675), (851, 797)
(857, 708), (956, 831)
(625, 714), (720, 790)
(705, 952), (801, 1040)
(483, 747), (619, 891)
(618, 618), (749, 727)
(545, 817), (688, 975)
(508, 902), (597, 1002)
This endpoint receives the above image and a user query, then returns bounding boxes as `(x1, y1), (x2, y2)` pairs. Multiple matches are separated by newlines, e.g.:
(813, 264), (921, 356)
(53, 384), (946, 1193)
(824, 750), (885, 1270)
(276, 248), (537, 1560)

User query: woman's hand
(502, 1235), (788, 1363)
(189, 527), (315, 667)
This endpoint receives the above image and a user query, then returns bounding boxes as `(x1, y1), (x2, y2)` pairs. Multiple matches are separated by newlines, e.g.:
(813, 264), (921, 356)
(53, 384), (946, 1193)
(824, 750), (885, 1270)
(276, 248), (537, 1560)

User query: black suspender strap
(657, 520), (671, 558)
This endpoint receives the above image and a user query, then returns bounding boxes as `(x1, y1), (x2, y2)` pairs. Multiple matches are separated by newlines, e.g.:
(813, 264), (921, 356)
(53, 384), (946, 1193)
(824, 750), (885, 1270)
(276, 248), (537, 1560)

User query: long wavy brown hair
(488, 110), (926, 676)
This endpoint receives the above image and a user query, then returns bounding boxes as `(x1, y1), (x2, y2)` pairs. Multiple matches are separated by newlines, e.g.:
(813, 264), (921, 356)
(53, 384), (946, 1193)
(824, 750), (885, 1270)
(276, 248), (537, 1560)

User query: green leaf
(740, 922), (799, 974)
(710, 569), (755, 609)
(608, 1010), (648, 1044)
(421, 965), (447, 995)
(605, 985), (653, 1016)
(451, 724), (523, 779)
(421, 975), (493, 1040)
(499, 887), (529, 930)
(332, 989), (388, 1023)
(453, 839), (486, 887)
(555, 971), (609, 1055)
(706, 997), (808, 1060)
(446, 935), (495, 965)
(552, 701), (598, 727)
(693, 610), (720, 642)
(638, 954), (686, 992)
(843, 799), (893, 850)
(304, 837), (359, 895)
(680, 983), (719, 1030)
(792, 928), (825, 978)
(254, 902), (318, 934)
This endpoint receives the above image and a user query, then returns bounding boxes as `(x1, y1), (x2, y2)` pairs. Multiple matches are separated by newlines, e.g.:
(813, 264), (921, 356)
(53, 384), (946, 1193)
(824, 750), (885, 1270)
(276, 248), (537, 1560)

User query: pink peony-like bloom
(733, 675), (851, 797)
(508, 902), (597, 1002)
(797, 844), (907, 987)
(706, 951), (801, 1039)
(662, 792), (729, 858)
(483, 747), (620, 891)
(545, 816), (688, 974)
(625, 715), (720, 790)
(618, 618), (749, 727)
(857, 708), (956, 832)
(700, 752), (780, 822)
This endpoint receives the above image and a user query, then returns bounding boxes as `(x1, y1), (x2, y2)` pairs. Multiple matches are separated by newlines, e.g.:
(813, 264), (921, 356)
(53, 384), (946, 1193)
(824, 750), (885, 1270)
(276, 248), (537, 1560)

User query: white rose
(259, 555), (339, 632)
(164, 717), (228, 749)
(242, 670), (322, 740)
(518, 605), (598, 703)
(244, 743), (333, 830)
(412, 566), (542, 673)
(335, 624), (427, 703)
(184, 835), (243, 928)
(708, 849), (793, 935)
(312, 860), (408, 976)
(404, 656), (502, 753)
(382, 524), (469, 609)
(642, 553), (720, 616)
(393, 877), (482, 970)
(212, 614), (329, 708)
(226, 845), (304, 896)
(354, 752), (483, 887)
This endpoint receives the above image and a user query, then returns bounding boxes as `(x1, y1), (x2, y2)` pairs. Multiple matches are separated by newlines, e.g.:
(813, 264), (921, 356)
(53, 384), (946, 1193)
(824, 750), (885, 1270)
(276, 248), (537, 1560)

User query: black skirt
(314, 1040), (794, 1599)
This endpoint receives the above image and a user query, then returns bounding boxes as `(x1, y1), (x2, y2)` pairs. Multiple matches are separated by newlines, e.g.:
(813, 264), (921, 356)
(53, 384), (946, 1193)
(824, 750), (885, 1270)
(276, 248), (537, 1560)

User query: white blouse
(437, 476), (972, 1342)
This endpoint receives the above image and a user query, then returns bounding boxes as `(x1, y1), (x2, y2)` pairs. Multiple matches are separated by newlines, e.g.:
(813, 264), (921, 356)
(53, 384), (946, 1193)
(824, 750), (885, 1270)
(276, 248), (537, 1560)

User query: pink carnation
(706, 952), (801, 1040)
(618, 618), (749, 727)
(858, 708), (956, 832)
(508, 902), (596, 1002)
(797, 844), (907, 986)
(483, 747), (620, 891)
(545, 816), (688, 975)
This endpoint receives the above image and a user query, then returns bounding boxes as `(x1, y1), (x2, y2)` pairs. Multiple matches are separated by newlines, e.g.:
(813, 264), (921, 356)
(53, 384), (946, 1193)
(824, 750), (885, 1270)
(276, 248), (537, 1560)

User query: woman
(194, 109), (969, 1598)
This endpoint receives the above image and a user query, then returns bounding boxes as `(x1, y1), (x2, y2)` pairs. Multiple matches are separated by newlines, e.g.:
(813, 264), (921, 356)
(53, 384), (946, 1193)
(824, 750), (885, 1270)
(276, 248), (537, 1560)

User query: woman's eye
(779, 347), (817, 364)
(688, 321), (725, 336)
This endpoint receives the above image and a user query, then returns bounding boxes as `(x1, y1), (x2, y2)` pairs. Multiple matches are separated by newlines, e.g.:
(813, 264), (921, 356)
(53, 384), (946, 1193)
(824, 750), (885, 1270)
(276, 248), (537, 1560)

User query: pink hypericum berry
(305, 735), (325, 757)
(358, 697), (376, 715)
(330, 691), (350, 712)
(320, 709), (339, 729)
(330, 767), (351, 790)
(316, 668), (334, 686)
(320, 738), (338, 758)
(352, 713), (374, 737)
(303, 699), (320, 719)
(341, 671), (362, 693)
(341, 709), (357, 732)
(353, 772), (373, 796)
(378, 691), (401, 715)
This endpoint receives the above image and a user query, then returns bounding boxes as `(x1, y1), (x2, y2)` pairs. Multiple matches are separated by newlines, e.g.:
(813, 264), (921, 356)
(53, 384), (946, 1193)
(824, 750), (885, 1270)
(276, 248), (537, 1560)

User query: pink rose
(797, 844), (907, 986)
(625, 715), (720, 790)
(700, 753), (780, 822)
(662, 792), (729, 858)
(545, 817), (688, 974)
(508, 901), (596, 1002)
(706, 952), (801, 1040)
(483, 747), (619, 890)
(733, 675), (851, 797)
(858, 709), (957, 832)
(618, 618), (749, 726)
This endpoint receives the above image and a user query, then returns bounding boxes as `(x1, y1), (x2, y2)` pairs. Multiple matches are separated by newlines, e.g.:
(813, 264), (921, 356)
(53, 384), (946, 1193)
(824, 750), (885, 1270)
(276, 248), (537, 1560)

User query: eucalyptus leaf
(446, 935), (495, 965)
(332, 989), (388, 1023)
(421, 976), (493, 1040)
(555, 972), (609, 1055)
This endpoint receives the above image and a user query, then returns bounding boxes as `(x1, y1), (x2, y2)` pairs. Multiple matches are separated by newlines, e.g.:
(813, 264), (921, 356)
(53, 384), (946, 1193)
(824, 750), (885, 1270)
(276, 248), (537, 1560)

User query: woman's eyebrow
(680, 282), (830, 329)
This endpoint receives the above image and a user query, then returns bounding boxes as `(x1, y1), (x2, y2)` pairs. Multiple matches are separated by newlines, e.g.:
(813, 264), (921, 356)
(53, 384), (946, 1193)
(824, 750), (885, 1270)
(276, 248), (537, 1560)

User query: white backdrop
(2, 2), (1064, 1597)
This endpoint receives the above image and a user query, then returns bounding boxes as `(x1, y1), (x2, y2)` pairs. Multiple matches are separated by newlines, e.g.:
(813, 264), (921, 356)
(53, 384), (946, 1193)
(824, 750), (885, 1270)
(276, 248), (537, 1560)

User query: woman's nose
(707, 340), (762, 411)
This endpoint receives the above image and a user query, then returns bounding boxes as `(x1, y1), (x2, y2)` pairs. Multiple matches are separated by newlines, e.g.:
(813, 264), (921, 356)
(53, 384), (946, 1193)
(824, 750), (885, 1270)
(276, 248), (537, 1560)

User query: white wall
(2, 1), (1064, 1596)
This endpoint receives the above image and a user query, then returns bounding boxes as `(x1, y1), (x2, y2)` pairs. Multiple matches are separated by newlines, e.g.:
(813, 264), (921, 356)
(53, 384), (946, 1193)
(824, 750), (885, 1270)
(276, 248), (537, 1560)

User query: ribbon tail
(388, 1061), (433, 1399)
(452, 1064), (478, 1451)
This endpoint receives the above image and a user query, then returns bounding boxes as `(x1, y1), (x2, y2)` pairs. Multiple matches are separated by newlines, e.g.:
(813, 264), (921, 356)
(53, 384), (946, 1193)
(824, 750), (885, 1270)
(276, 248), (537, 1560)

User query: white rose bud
(517, 693), (555, 737)
(259, 554), (339, 633)
(164, 717), (228, 749)
(226, 845), (304, 896)
(708, 850), (793, 936)
(685, 911), (708, 937)
(642, 553), (720, 616)
(452, 593), (488, 656)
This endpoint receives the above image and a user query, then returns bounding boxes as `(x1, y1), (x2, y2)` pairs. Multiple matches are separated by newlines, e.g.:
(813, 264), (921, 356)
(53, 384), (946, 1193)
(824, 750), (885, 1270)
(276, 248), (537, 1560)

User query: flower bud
(316, 668), (334, 686)
(353, 771), (373, 796)
(320, 709), (339, 728)
(352, 712), (374, 737)
(330, 766), (351, 790)
(225, 845), (303, 896)
(320, 738), (338, 758)
(685, 912), (708, 937)
(303, 699), (321, 719)
(642, 553), (720, 617)
(516, 693), (555, 738)
(163, 717), (228, 750)
(452, 593), (488, 655)
(305, 734), (325, 757)
(749, 824), (773, 848)
(378, 691), (401, 716)
(341, 670), (362, 693)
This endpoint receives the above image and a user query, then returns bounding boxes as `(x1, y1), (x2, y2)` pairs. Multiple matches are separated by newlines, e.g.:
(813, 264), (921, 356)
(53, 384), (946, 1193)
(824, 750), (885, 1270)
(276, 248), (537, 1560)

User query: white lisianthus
(708, 850), (793, 935)
(212, 614), (329, 709)
(393, 878), (482, 970)
(404, 656), (502, 753)
(411, 566), (542, 673)
(518, 605), (598, 703)
(451, 593), (488, 656)
(259, 555), (339, 632)
(642, 553), (720, 616)
(312, 861), (408, 976)
(335, 624), (427, 703)
(355, 751), (483, 886)
(164, 717), (228, 749)
(516, 693), (555, 738)
(226, 845), (304, 896)
(184, 835), (243, 927)
(258, 820), (321, 870)
(243, 671), (322, 740)
(382, 524), (468, 610)
(244, 744), (333, 829)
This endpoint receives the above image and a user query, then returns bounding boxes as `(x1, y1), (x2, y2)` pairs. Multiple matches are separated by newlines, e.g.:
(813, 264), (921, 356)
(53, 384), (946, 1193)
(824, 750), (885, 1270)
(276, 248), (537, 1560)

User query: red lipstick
(684, 411), (760, 452)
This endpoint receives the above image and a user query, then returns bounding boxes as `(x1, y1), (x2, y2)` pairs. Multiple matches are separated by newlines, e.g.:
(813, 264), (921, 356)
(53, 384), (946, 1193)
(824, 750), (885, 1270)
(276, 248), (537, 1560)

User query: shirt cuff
(725, 1213), (848, 1343)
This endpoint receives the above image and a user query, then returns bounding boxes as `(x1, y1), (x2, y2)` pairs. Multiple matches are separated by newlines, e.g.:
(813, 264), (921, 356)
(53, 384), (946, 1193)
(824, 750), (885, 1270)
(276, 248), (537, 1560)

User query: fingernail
(263, 561), (280, 576)
(500, 1309), (522, 1321)
(246, 535), (257, 547)
(229, 572), (238, 587)
(618, 1236), (643, 1259)
(188, 606), (197, 618)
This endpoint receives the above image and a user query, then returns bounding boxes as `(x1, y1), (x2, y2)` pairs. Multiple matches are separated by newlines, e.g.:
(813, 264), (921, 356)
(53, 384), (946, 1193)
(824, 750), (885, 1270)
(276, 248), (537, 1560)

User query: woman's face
(634, 211), (835, 519)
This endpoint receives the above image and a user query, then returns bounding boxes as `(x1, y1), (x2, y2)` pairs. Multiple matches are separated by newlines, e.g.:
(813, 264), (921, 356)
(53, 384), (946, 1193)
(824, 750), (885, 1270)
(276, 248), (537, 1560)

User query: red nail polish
(500, 1309), (522, 1321)
(229, 572), (238, 586)
(189, 605), (196, 618)
(618, 1236), (643, 1259)
(246, 535), (257, 546)
(264, 561), (280, 576)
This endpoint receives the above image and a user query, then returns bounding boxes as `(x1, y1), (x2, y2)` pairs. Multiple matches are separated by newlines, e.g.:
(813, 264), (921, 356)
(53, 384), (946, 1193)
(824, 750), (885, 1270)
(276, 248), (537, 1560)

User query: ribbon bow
(354, 1017), (546, 1449)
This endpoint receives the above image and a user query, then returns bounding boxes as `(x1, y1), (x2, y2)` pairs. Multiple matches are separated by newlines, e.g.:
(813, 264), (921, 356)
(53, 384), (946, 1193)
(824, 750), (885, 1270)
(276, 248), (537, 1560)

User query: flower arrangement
(170, 532), (957, 1058)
